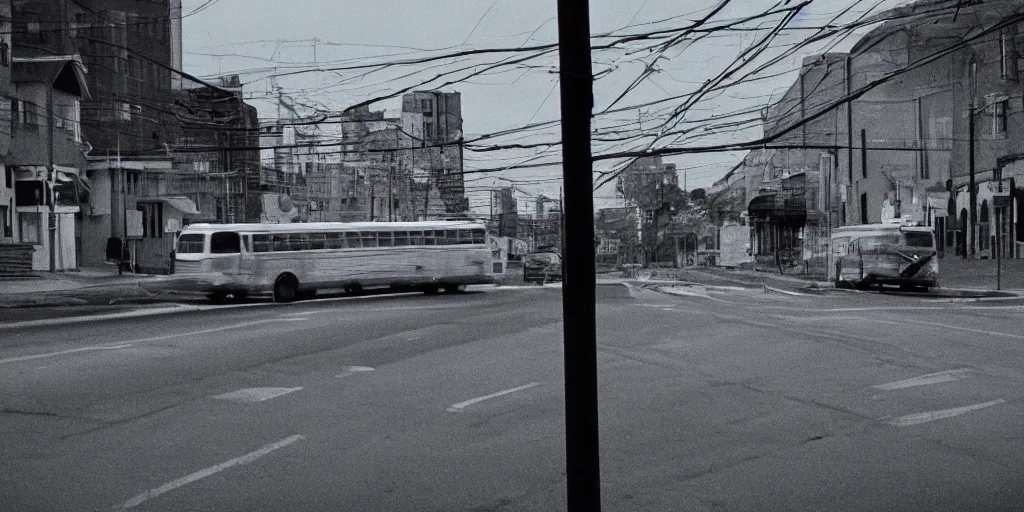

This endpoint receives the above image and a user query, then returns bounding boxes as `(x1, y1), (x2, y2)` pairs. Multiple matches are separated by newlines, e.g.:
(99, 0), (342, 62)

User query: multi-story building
(489, 186), (517, 237)
(73, 0), (179, 156)
(617, 155), (684, 262)
(732, 0), (1024, 271)
(401, 90), (466, 215)
(5, 0), (91, 272)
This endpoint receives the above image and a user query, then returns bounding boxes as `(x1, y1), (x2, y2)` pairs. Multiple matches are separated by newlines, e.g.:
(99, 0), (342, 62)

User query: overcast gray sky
(182, 0), (909, 215)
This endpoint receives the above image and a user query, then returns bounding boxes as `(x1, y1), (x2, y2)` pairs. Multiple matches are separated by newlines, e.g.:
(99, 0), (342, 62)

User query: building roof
(12, 56), (91, 99)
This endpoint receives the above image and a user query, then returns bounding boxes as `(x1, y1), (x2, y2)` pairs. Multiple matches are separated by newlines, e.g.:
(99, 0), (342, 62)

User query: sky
(181, 0), (913, 216)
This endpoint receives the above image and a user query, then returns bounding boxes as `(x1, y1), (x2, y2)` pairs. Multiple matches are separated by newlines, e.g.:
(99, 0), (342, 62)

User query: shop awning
(158, 196), (201, 216)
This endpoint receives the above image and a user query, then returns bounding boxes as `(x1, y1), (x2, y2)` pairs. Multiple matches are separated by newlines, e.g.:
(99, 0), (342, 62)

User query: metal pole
(997, 206), (1002, 290)
(860, 129), (867, 223)
(969, 105), (977, 259)
(556, 0), (600, 507)
(48, 86), (56, 272)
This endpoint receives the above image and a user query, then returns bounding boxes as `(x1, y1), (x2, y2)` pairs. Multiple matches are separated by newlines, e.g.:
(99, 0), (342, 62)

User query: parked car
(523, 251), (563, 283)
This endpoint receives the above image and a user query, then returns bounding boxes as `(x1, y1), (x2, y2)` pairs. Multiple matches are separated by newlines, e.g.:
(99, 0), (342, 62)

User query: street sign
(994, 195), (1011, 208)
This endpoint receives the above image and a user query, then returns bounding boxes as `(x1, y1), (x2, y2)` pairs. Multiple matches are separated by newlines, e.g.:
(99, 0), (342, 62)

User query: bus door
(209, 231), (243, 275)
(838, 238), (864, 283)
(829, 236), (850, 282)
(238, 234), (256, 277)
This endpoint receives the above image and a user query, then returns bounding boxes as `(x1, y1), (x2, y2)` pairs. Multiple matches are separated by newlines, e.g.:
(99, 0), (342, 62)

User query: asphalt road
(3, 283), (1024, 511)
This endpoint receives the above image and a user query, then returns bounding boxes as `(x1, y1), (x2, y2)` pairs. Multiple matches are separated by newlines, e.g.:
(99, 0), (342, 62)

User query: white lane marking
(0, 305), (199, 330)
(659, 287), (711, 299)
(895, 318), (1024, 340)
(117, 434), (305, 509)
(764, 286), (806, 296)
(773, 315), (867, 322)
(0, 344), (135, 365)
(212, 387), (303, 403)
(447, 382), (541, 413)
(883, 400), (1006, 427)
(873, 369), (972, 391)
(0, 319), (304, 366)
(335, 366), (375, 378)
(280, 305), (458, 318)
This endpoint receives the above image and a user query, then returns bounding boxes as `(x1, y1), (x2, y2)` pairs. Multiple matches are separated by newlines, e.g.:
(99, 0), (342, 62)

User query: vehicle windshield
(525, 253), (559, 265)
(176, 234), (205, 254)
(904, 232), (934, 248)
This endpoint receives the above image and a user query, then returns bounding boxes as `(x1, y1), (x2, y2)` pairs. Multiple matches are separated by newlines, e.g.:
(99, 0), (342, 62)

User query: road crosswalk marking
(212, 387), (303, 403)
(883, 399), (1006, 427)
(872, 369), (972, 391)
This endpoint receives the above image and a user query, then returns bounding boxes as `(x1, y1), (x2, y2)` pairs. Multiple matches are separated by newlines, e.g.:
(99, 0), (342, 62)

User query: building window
(0, 39), (8, 67)
(137, 202), (163, 238)
(421, 98), (432, 113)
(860, 193), (868, 225)
(19, 214), (40, 244)
(424, 122), (433, 139)
(994, 99), (1008, 137)
(1002, 34), (1017, 80)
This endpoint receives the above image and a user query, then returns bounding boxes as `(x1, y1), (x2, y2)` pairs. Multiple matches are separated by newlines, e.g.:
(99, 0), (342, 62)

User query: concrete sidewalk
(0, 264), (159, 295)
(0, 265), (200, 308)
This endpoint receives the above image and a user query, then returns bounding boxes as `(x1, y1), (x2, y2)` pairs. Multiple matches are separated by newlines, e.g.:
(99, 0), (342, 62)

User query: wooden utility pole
(969, 104), (977, 258)
(556, 0), (600, 509)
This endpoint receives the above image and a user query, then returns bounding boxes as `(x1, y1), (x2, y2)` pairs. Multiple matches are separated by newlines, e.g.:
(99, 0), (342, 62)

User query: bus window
(361, 231), (379, 248)
(394, 231), (410, 246)
(423, 230), (437, 246)
(272, 234), (289, 252)
(344, 232), (361, 248)
(378, 231), (394, 247)
(904, 232), (934, 248)
(325, 233), (344, 249)
(177, 234), (205, 254)
(297, 234), (311, 251)
(253, 234), (272, 253)
(210, 232), (241, 254)
(457, 229), (473, 244)
(472, 229), (486, 244)
(309, 233), (326, 250)
(445, 229), (458, 245)
(409, 230), (424, 245)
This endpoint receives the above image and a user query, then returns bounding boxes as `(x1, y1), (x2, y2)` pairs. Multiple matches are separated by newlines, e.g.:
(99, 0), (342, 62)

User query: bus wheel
(273, 274), (299, 303)
(206, 292), (228, 304)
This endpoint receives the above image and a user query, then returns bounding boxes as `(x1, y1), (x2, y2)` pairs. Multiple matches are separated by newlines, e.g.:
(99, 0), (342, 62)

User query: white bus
(170, 221), (494, 302)
(829, 222), (938, 291)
